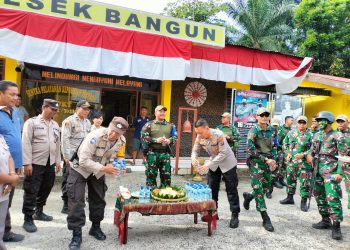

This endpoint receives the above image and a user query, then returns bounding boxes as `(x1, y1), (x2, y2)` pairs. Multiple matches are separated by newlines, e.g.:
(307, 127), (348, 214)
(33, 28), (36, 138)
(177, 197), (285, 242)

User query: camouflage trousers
(315, 162), (343, 222)
(343, 167), (350, 210)
(247, 158), (272, 212)
(271, 151), (286, 180)
(145, 151), (171, 189)
(286, 162), (311, 199)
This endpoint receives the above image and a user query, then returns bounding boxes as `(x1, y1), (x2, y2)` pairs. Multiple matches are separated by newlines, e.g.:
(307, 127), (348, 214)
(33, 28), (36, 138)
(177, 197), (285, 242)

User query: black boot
(61, 200), (69, 214)
(243, 192), (253, 210)
(89, 222), (106, 241)
(300, 198), (308, 212)
(33, 207), (53, 221)
(69, 229), (82, 250)
(312, 216), (332, 229)
(260, 211), (274, 232)
(279, 177), (287, 187)
(266, 191), (272, 199)
(273, 178), (283, 189)
(23, 215), (37, 233)
(229, 213), (239, 229)
(331, 222), (342, 240)
(280, 194), (294, 205)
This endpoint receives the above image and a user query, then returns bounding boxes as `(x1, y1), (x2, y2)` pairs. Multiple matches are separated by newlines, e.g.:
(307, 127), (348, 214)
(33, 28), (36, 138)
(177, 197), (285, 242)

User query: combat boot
(33, 207), (53, 221)
(229, 213), (239, 229)
(273, 178), (283, 189)
(300, 198), (308, 212)
(23, 215), (37, 233)
(279, 177), (287, 187)
(266, 191), (272, 199)
(69, 229), (82, 250)
(260, 211), (274, 232)
(312, 215), (332, 229)
(331, 222), (342, 240)
(279, 194), (294, 205)
(89, 222), (106, 241)
(61, 201), (69, 214)
(243, 192), (253, 210)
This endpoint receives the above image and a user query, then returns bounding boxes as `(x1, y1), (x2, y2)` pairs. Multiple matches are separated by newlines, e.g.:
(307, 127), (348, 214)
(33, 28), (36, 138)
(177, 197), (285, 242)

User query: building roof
(305, 73), (350, 92)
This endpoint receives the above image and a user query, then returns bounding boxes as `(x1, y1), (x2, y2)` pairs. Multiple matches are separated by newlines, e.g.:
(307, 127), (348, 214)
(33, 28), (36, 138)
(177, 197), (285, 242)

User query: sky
(94, 0), (175, 14)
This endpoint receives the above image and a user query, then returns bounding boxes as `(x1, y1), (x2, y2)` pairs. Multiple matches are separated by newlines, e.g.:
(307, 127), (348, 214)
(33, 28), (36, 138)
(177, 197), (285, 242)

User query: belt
(149, 148), (168, 153)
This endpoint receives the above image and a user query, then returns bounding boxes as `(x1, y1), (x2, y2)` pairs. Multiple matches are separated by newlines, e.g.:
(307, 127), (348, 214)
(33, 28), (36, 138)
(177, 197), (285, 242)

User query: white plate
(131, 191), (140, 198)
(336, 155), (350, 163)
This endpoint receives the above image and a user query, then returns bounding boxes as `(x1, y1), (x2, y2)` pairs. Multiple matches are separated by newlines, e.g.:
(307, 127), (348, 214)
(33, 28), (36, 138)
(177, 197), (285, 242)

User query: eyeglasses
(297, 121), (306, 124)
(259, 113), (270, 117)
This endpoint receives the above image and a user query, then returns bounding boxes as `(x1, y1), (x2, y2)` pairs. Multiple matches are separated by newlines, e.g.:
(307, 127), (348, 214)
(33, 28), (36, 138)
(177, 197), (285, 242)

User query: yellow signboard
(0, 0), (225, 47)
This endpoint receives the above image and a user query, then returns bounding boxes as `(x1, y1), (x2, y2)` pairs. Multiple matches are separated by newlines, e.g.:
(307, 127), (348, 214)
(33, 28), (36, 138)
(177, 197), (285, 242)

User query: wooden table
(114, 198), (217, 244)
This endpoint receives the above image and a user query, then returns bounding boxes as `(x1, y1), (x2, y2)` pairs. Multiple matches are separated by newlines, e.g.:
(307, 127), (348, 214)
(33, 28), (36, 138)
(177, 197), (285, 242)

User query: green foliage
(163, 0), (227, 25)
(294, 0), (350, 77)
(225, 0), (297, 52)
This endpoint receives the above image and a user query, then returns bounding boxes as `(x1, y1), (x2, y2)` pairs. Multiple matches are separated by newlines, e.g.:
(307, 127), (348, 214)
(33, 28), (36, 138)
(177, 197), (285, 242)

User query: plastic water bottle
(145, 185), (151, 199)
(119, 159), (126, 176)
(112, 159), (121, 177)
(328, 175), (336, 181)
(139, 184), (145, 199)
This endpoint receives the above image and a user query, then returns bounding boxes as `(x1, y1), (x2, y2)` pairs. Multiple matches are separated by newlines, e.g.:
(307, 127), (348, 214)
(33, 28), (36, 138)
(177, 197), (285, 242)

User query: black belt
(149, 148), (168, 153)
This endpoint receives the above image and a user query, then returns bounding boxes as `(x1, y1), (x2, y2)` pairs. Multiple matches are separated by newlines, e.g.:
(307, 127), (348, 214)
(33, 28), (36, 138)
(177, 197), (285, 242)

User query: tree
(294, 0), (350, 77)
(225, 0), (297, 52)
(163, 0), (226, 25)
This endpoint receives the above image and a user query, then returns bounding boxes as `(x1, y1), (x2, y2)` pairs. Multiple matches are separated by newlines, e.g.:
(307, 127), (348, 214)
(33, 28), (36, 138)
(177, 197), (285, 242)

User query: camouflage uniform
(271, 125), (291, 180)
(337, 128), (350, 210)
(141, 120), (177, 188)
(283, 129), (312, 198)
(246, 123), (277, 211)
(216, 124), (240, 152)
(309, 130), (348, 222)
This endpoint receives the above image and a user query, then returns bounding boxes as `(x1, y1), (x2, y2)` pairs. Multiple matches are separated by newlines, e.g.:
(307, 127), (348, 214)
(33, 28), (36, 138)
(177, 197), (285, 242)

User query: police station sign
(1, 0), (225, 47)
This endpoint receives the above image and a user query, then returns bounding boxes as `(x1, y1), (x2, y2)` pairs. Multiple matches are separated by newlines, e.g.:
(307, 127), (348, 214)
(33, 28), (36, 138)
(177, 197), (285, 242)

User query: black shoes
(279, 177), (287, 187)
(261, 211), (274, 232)
(89, 224), (106, 241)
(280, 194), (294, 205)
(23, 216), (37, 233)
(69, 229), (82, 250)
(312, 216), (332, 229)
(266, 192), (272, 199)
(229, 213), (239, 228)
(243, 192), (253, 210)
(273, 179), (283, 189)
(3, 232), (25, 242)
(331, 222), (343, 240)
(33, 208), (53, 221)
(300, 198), (308, 212)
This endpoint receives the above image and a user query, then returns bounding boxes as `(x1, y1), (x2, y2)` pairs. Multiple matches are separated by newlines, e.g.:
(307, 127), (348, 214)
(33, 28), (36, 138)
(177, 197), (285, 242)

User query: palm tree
(225, 0), (297, 51)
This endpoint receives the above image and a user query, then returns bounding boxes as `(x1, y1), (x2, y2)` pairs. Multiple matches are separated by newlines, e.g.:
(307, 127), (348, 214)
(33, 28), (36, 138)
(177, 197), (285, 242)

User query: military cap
(43, 99), (59, 110)
(256, 107), (270, 116)
(155, 105), (167, 112)
(221, 112), (231, 118)
(109, 116), (129, 135)
(76, 100), (92, 109)
(270, 118), (280, 126)
(336, 114), (348, 122)
(296, 115), (308, 123)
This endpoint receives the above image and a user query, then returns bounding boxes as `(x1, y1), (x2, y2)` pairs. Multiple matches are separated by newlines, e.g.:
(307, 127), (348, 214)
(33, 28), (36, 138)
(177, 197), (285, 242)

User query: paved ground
(5, 172), (350, 250)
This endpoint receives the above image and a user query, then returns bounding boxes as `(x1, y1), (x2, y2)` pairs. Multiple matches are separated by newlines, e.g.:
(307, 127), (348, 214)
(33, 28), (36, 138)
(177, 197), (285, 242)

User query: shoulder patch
(90, 138), (96, 145)
(64, 121), (70, 128)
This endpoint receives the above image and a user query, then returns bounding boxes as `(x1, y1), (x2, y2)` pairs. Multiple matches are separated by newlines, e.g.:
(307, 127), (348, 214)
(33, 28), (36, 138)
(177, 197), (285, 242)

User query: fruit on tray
(151, 186), (186, 199)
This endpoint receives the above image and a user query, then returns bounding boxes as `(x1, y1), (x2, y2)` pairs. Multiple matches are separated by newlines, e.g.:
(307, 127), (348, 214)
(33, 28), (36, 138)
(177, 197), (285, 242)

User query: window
(0, 59), (4, 80)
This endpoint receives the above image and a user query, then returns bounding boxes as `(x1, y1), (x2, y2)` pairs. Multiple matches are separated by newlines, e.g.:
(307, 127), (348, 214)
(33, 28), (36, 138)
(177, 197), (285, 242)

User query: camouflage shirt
(216, 124), (240, 151)
(308, 129), (349, 172)
(283, 129), (312, 163)
(277, 125), (292, 149)
(141, 120), (177, 150)
(247, 123), (277, 162)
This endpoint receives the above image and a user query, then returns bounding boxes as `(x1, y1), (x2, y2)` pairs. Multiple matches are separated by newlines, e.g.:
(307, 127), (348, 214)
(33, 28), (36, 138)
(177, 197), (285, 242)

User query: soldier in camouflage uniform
(335, 114), (350, 211)
(272, 116), (293, 188)
(306, 111), (348, 240)
(61, 100), (92, 214)
(243, 108), (277, 232)
(216, 112), (240, 152)
(280, 116), (312, 212)
(310, 116), (320, 137)
(141, 105), (177, 188)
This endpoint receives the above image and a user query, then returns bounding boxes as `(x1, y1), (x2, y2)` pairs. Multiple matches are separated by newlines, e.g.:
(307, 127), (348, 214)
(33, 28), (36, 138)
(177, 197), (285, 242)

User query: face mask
(318, 120), (328, 130)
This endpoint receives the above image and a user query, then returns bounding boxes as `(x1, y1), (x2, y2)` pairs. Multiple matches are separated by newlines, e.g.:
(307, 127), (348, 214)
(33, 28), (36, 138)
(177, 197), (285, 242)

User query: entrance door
(101, 90), (137, 126)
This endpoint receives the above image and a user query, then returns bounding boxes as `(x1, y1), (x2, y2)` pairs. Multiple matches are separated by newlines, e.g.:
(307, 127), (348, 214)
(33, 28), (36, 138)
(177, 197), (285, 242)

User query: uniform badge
(90, 138), (96, 144)
(65, 121), (70, 128)
(117, 123), (122, 129)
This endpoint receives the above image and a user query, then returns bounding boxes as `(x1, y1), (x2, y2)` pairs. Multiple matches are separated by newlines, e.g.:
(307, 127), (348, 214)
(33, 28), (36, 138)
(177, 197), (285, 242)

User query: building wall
(170, 78), (226, 157)
(0, 56), (22, 87)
